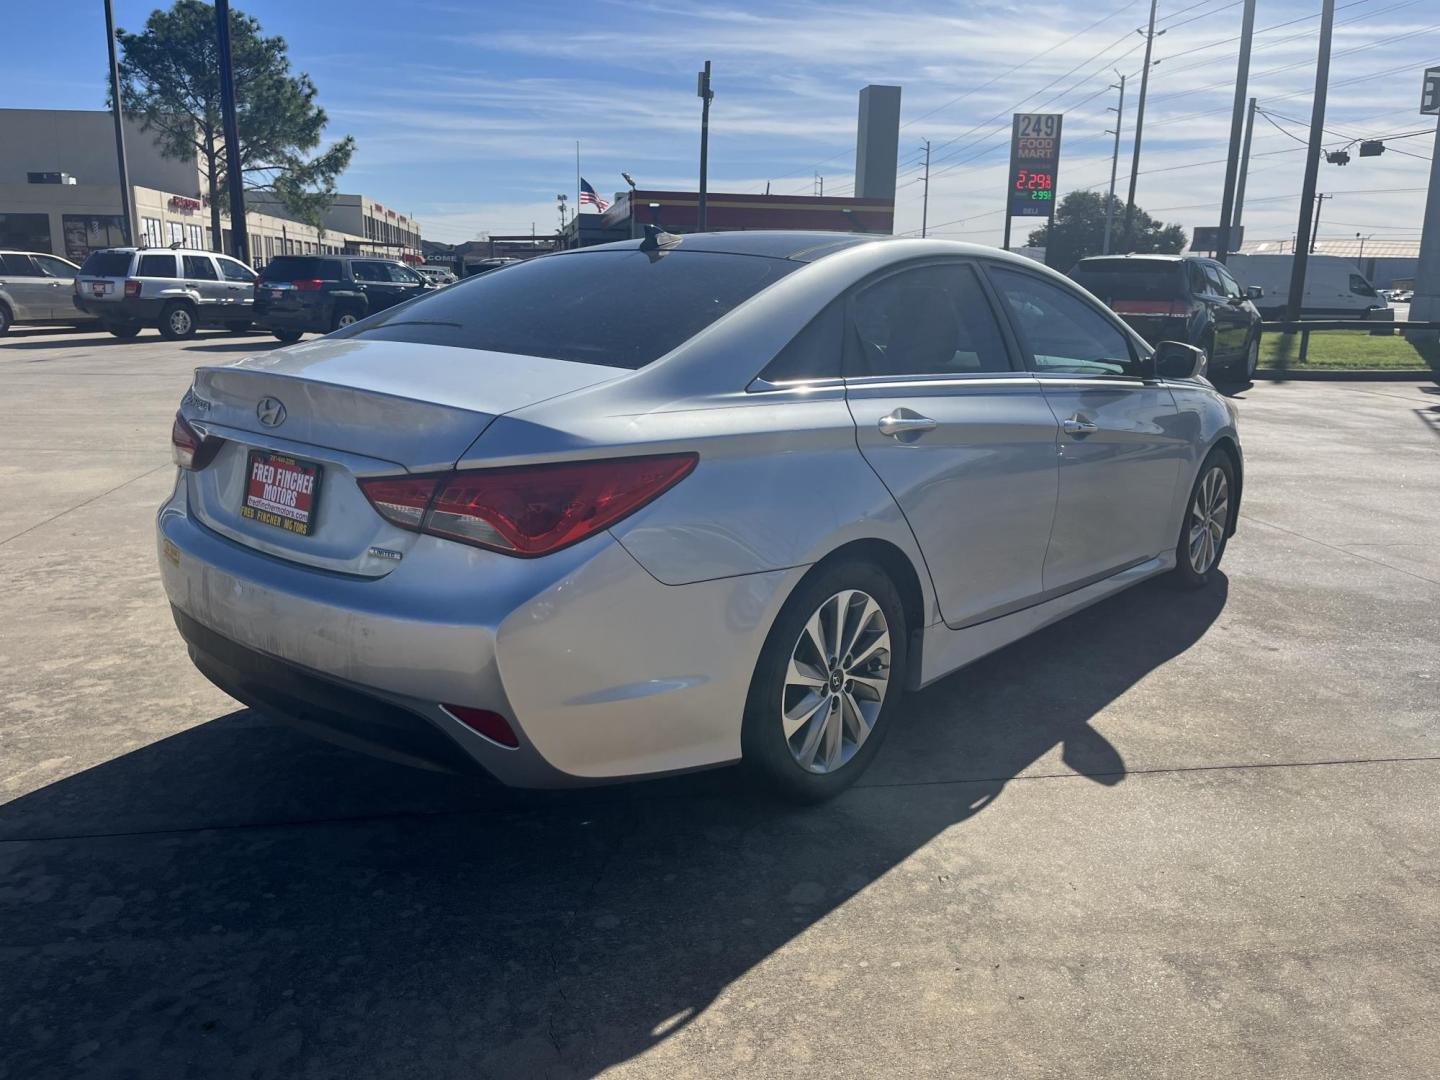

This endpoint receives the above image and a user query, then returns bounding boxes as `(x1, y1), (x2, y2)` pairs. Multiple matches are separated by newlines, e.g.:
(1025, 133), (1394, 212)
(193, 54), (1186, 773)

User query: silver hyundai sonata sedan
(159, 231), (1240, 801)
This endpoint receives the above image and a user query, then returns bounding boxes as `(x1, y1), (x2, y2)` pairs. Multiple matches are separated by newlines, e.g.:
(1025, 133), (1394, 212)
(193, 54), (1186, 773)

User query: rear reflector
(359, 453), (697, 558)
(1112, 300), (1189, 316)
(443, 705), (519, 748)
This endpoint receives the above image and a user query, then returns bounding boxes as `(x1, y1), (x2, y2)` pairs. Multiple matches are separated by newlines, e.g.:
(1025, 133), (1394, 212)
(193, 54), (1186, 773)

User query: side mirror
(1153, 340), (1207, 380)
(1245, 285), (1263, 300)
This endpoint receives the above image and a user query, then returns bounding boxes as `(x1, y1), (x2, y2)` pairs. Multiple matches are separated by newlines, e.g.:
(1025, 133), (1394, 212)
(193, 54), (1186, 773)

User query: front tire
(330, 309), (360, 332)
(273, 328), (303, 343)
(1169, 450), (1235, 590)
(0, 303), (12, 334)
(741, 560), (907, 802)
(1236, 331), (1259, 380)
(157, 301), (197, 340)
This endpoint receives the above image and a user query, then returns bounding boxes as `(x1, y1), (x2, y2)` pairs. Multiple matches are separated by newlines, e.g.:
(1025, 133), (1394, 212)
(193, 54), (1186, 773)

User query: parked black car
(1070, 254), (1264, 381)
(253, 255), (431, 343)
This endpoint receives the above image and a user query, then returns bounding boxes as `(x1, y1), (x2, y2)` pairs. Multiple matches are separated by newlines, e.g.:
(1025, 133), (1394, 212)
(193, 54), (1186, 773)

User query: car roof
(1075, 253), (1191, 264)
(577, 230), (889, 263)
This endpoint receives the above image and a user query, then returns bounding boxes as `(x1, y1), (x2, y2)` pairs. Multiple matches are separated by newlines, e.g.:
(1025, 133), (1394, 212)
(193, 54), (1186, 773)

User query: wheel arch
(793, 537), (929, 691)
(1207, 434), (1243, 536)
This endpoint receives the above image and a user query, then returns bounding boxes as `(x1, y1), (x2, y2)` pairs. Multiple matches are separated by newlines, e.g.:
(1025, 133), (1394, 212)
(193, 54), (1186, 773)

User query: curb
(1251, 368), (1437, 382)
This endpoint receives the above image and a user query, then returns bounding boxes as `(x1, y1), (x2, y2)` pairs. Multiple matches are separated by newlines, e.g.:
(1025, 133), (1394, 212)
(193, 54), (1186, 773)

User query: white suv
(73, 246), (260, 339)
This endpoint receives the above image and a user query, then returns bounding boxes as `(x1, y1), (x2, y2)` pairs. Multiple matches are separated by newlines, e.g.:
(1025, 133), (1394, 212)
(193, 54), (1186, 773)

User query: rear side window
(760, 300), (844, 383)
(1187, 262), (1211, 296)
(1071, 259), (1184, 302)
(258, 256), (340, 282)
(183, 255), (218, 280)
(80, 251), (133, 277)
(0, 253), (38, 275)
(850, 263), (1012, 377)
(344, 250), (800, 369)
(989, 267), (1140, 378)
(32, 254), (76, 278)
(217, 257), (256, 283)
(137, 254), (177, 278)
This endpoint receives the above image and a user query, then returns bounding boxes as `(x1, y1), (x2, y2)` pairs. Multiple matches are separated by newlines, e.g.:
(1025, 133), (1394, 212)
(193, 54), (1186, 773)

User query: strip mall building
(0, 109), (421, 266)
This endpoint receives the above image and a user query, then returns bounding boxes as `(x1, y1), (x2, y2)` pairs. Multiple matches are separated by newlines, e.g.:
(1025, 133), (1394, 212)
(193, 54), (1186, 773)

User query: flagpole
(575, 141), (581, 234)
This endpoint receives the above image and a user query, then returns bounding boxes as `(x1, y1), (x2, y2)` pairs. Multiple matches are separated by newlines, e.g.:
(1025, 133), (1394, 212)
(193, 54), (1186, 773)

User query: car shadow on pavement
(1, 575), (1225, 1077)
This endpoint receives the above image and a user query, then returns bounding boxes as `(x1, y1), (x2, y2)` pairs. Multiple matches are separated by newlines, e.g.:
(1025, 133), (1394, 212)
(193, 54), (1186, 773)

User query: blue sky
(2, 0), (1435, 247)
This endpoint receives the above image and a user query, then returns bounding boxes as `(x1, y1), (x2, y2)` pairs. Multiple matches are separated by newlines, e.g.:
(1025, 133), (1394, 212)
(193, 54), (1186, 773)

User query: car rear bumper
(156, 476), (802, 787)
(74, 295), (163, 321)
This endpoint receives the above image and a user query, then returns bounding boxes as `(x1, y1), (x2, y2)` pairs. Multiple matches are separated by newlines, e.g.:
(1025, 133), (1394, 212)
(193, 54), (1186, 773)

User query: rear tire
(1168, 450), (1235, 590)
(107, 322), (142, 339)
(273, 328), (303, 344)
(157, 301), (197, 340)
(0, 303), (11, 334)
(330, 308), (360, 332)
(741, 560), (907, 803)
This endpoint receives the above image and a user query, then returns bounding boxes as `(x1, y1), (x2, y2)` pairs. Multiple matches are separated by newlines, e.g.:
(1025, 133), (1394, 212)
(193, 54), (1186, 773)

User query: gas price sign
(1007, 113), (1063, 218)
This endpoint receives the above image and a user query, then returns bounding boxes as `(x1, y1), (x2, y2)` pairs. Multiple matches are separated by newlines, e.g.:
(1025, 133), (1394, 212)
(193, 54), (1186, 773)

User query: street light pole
(697, 61), (714, 232)
(1216, 0), (1256, 264)
(1232, 97), (1258, 242)
(103, 0), (135, 247)
(215, 0), (249, 264)
(1287, 0), (1336, 321)
(1103, 73), (1126, 255)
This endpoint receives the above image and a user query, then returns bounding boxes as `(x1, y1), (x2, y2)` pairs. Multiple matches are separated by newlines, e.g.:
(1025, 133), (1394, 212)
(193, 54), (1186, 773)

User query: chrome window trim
(746, 376), (847, 395)
(843, 371), (1041, 392)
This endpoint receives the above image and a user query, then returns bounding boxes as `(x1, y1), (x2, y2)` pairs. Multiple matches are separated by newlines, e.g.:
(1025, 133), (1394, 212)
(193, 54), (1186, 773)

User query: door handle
(1062, 415), (1098, 436)
(877, 410), (938, 439)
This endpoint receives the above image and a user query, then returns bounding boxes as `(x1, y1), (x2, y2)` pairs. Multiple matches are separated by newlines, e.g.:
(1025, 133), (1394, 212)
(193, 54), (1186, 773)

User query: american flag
(579, 178), (611, 212)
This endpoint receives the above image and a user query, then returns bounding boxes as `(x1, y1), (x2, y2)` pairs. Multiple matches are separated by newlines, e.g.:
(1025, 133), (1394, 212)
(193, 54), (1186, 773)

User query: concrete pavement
(2, 327), (1438, 1078)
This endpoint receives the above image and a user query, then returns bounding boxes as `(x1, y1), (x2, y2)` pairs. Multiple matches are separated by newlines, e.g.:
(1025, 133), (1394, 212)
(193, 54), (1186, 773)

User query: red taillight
(358, 453), (697, 557)
(1112, 299), (1188, 316)
(292, 278), (325, 291)
(170, 410), (222, 470)
(443, 705), (519, 749)
(124, 279), (141, 298)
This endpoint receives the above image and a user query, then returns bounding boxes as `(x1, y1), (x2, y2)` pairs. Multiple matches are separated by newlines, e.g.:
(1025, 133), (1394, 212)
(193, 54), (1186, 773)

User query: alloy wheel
(169, 307), (193, 335)
(781, 589), (891, 774)
(1188, 466), (1229, 574)
(337, 312), (357, 328)
(1245, 335), (1259, 378)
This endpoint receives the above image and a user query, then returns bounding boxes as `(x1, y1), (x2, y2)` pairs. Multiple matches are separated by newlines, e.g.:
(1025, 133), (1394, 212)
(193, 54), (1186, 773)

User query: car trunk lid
(184, 338), (628, 574)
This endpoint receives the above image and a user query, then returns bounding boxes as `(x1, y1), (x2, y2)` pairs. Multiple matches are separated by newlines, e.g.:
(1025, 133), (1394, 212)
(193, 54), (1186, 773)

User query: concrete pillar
(855, 85), (902, 206)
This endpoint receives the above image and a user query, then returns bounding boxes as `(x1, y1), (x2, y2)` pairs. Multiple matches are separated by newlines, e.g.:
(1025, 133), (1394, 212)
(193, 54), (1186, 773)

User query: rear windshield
(259, 256), (343, 281)
(342, 249), (800, 369)
(80, 251), (133, 277)
(1070, 260), (1184, 301)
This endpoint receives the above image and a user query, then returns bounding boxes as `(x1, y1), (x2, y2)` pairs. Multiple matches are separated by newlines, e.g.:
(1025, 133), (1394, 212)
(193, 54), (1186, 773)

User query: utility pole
(1310, 193), (1331, 253)
(697, 61), (713, 232)
(1232, 97), (1258, 242)
(1409, 68), (1440, 339)
(1103, 73), (1126, 255)
(1216, 0), (1256, 264)
(1121, 0), (1161, 252)
(1287, 0), (1336, 321)
(921, 140), (932, 238)
(103, 0), (135, 247)
(216, 0), (249, 264)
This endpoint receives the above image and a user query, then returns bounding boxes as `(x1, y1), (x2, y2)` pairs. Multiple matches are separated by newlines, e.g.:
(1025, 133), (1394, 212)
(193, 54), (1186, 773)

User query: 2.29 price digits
(1014, 170), (1053, 193)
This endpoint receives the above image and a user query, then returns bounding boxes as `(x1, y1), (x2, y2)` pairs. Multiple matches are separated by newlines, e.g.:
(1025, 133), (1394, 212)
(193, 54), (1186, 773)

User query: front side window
(850, 263), (1012, 378)
(1214, 265), (1243, 298)
(352, 261), (388, 282)
(183, 255), (218, 280)
(1202, 265), (1228, 297)
(1349, 274), (1377, 297)
(137, 254), (178, 278)
(383, 262), (422, 284)
(344, 249), (799, 369)
(989, 267), (1140, 377)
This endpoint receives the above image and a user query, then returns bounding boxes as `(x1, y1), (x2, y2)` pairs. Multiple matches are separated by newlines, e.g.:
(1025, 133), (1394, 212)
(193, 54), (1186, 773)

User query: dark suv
(253, 255), (431, 342)
(1070, 254), (1264, 381)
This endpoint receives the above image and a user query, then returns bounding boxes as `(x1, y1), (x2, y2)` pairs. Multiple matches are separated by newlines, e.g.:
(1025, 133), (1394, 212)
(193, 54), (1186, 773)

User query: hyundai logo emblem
(256, 397), (286, 427)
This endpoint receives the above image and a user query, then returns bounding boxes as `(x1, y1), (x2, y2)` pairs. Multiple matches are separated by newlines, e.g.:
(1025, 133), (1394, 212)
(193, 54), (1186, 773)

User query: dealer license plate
(241, 450), (323, 536)
(90, 282), (109, 296)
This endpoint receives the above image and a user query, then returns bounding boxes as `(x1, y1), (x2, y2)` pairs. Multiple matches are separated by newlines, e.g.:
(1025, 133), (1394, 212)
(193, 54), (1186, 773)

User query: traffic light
(1358, 140), (1385, 157)
(1325, 150), (1351, 166)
